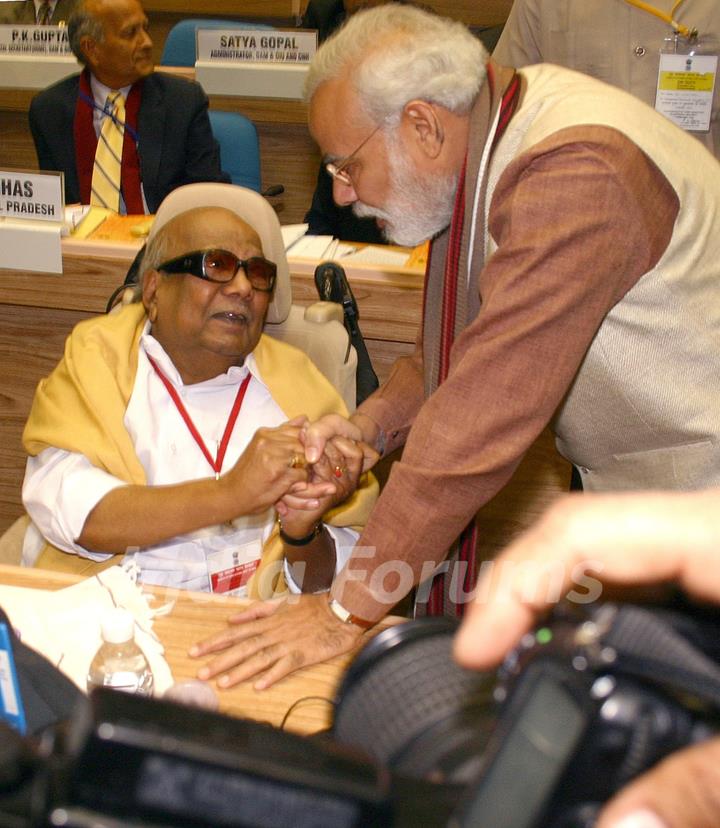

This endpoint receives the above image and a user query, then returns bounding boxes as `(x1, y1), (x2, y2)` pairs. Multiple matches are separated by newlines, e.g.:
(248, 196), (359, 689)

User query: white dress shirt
(22, 328), (355, 592)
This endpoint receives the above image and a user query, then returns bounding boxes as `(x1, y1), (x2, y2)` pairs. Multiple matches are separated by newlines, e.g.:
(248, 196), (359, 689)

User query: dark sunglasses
(157, 248), (277, 292)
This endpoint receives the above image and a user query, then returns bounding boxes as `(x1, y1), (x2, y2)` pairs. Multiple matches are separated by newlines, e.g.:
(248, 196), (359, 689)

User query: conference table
(0, 563), (401, 735)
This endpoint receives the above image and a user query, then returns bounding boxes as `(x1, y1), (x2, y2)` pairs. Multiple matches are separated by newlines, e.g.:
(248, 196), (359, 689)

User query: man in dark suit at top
(0, 0), (77, 25)
(28, 0), (229, 214)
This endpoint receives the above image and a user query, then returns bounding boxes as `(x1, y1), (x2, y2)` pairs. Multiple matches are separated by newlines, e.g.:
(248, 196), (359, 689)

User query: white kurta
(23, 327), (355, 592)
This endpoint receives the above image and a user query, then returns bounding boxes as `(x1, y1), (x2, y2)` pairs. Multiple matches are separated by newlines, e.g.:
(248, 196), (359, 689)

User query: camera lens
(333, 618), (496, 783)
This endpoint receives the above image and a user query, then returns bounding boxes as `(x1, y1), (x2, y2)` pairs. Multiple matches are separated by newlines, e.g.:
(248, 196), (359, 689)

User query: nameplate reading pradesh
(0, 170), (63, 221)
(196, 29), (317, 64)
(0, 24), (72, 56)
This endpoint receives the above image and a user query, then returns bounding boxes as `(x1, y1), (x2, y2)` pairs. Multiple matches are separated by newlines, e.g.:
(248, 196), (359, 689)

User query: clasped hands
(217, 414), (374, 533)
(190, 413), (378, 689)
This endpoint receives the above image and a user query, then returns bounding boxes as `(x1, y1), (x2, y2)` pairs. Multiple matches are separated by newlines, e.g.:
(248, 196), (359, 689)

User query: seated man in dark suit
(0, 0), (77, 24)
(28, 0), (229, 213)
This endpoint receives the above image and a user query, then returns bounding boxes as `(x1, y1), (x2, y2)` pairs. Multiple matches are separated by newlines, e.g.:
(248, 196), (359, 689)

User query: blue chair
(209, 110), (262, 192)
(160, 19), (273, 67)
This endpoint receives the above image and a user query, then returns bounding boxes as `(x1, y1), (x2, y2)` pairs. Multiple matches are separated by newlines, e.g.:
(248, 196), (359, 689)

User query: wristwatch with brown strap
(328, 598), (375, 630)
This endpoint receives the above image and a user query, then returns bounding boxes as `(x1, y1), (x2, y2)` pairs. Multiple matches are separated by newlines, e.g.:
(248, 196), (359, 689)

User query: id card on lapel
(656, 37), (718, 133)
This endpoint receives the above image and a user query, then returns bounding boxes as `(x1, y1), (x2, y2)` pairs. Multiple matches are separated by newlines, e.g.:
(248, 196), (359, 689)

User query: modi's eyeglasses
(157, 249), (277, 292)
(325, 124), (383, 187)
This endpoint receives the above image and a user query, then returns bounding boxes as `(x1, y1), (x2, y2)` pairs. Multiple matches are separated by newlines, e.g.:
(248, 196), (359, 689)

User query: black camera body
(2, 601), (719, 827)
(453, 601), (720, 827)
(333, 601), (720, 828)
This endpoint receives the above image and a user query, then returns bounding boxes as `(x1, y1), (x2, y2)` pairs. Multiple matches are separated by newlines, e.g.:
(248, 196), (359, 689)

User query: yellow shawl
(23, 302), (377, 597)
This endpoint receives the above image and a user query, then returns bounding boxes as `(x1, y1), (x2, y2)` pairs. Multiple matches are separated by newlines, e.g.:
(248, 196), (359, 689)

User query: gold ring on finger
(289, 454), (306, 469)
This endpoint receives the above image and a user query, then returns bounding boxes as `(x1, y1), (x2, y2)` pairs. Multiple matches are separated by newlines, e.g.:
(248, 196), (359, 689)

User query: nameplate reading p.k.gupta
(0, 24), (72, 55)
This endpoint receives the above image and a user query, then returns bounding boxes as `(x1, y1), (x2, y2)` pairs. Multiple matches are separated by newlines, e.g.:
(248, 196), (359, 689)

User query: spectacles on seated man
(158, 249), (277, 292)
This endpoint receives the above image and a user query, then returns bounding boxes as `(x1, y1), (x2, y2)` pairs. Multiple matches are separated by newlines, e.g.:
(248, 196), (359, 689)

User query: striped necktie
(91, 91), (125, 212)
(36, 1), (52, 24)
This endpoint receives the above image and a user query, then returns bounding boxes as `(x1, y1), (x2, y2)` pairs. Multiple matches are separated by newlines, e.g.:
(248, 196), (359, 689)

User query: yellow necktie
(36, 1), (52, 24)
(91, 92), (125, 212)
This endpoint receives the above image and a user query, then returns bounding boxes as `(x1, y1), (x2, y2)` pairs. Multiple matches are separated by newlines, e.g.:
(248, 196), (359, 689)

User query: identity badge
(656, 45), (718, 133)
(207, 540), (262, 597)
(0, 621), (27, 734)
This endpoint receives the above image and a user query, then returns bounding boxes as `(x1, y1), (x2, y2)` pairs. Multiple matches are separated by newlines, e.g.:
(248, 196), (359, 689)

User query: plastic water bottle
(86, 607), (154, 696)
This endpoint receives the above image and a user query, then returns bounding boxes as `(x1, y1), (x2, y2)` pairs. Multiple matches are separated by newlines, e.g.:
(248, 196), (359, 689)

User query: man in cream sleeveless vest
(188, 4), (720, 696)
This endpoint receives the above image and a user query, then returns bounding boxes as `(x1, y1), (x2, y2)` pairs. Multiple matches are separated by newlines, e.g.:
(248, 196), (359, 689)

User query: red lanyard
(147, 355), (252, 479)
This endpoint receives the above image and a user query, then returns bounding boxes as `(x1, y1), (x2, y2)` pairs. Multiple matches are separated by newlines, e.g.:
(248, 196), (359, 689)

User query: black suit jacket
(28, 71), (229, 212)
(301, 0), (345, 43)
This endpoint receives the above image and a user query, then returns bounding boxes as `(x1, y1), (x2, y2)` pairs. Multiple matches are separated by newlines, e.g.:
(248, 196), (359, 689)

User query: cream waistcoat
(486, 64), (720, 490)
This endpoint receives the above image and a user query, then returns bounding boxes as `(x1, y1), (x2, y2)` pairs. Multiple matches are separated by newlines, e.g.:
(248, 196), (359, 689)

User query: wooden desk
(0, 564), (400, 734)
(139, 2), (512, 71)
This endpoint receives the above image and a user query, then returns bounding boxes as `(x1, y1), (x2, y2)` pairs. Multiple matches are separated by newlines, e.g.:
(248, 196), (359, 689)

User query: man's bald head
(68, 0), (153, 88)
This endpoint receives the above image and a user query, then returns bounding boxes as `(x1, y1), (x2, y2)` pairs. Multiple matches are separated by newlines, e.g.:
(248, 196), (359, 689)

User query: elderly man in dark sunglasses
(21, 200), (377, 603)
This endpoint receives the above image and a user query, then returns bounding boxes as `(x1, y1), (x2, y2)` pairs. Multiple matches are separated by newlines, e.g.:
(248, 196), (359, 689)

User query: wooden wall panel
(144, 2), (513, 83)
(142, 0), (513, 26)
(0, 109), (38, 171)
(257, 122), (319, 224)
(0, 305), (92, 532)
(143, 1), (299, 17)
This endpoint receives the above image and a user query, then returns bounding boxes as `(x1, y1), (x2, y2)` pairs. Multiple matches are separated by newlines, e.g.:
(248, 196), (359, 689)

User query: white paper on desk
(61, 204), (91, 237)
(334, 242), (357, 258)
(342, 245), (410, 266)
(0, 566), (173, 695)
(281, 223), (309, 251)
(286, 233), (335, 259)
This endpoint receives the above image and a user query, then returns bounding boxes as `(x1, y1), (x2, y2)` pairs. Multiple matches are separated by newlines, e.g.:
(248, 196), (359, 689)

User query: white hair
(304, 4), (488, 125)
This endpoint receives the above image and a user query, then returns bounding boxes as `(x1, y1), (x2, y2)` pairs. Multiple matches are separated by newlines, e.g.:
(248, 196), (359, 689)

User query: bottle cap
(100, 607), (135, 644)
(163, 680), (219, 711)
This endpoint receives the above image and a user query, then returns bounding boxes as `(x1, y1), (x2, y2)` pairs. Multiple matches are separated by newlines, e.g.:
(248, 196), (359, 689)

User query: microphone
(261, 185), (285, 198)
(314, 261), (360, 337)
(314, 261), (380, 404)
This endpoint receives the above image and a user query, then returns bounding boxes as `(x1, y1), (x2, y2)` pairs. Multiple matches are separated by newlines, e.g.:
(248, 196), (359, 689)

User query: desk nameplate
(0, 26), (79, 89)
(0, 25), (71, 56)
(196, 29), (317, 64)
(196, 60), (308, 99)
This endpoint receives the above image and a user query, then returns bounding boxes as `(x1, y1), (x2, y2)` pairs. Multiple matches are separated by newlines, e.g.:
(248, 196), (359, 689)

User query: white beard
(353, 136), (458, 247)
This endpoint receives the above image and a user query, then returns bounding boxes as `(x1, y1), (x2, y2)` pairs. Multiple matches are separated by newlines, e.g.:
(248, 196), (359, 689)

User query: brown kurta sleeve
(332, 125), (679, 621)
